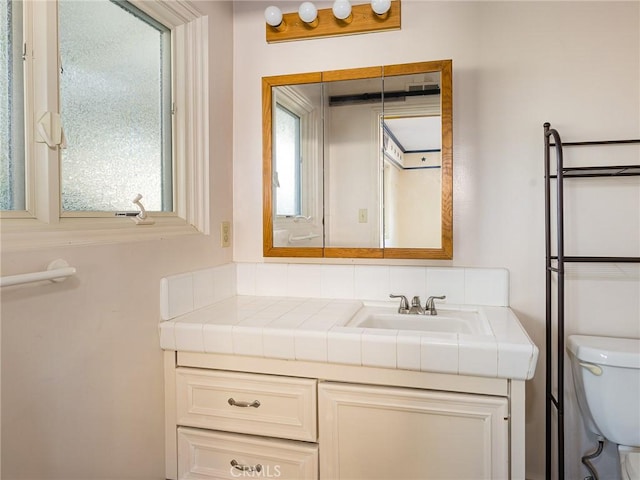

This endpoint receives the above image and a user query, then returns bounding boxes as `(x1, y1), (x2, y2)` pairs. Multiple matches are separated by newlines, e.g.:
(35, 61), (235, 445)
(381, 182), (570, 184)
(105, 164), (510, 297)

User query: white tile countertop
(159, 295), (538, 380)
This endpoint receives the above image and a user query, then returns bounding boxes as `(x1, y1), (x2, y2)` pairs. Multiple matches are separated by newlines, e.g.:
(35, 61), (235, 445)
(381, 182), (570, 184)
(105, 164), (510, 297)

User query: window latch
(131, 194), (154, 225)
(35, 111), (66, 149)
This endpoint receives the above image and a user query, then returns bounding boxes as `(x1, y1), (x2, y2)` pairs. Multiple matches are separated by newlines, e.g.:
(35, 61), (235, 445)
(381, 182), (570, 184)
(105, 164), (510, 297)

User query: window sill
(0, 216), (203, 251)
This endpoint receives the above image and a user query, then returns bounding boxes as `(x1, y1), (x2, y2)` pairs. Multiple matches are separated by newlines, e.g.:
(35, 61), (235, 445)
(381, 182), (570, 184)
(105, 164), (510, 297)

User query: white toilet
(568, 335), (640, 480)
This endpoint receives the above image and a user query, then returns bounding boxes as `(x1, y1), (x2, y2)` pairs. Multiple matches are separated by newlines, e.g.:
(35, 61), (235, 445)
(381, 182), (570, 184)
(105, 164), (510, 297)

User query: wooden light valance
(265, 0), (401, 43)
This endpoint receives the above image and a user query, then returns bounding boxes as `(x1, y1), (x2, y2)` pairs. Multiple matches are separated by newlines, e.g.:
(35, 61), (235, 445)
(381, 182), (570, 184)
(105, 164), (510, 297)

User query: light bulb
(264, 6), (283, 27)
(298, 2), (318, 23)
(332, 0), (352, 20)
(371, 0), (391, 15)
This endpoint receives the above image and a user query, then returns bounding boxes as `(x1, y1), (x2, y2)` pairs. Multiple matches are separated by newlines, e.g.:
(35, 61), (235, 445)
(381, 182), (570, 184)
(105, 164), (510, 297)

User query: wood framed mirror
(263, 59), (452, 259)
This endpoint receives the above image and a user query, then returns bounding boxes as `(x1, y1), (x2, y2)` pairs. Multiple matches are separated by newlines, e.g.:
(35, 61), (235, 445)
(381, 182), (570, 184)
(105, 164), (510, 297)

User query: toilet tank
(567, 335), (640, 447)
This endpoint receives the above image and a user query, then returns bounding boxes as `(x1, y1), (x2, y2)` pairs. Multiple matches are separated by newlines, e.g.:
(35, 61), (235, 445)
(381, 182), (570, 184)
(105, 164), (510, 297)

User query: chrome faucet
(391, 294), (446, 315)
(424, 295), (446, 315)
(409, 296), (425, 315)
(389, 294), (409, 314)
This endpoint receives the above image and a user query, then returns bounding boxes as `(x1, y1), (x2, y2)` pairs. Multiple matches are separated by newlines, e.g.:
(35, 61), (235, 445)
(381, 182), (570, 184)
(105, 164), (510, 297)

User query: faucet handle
(389, 294), (410, 314)
(424, 295), (446, 315)
(425, 295), (446, 306)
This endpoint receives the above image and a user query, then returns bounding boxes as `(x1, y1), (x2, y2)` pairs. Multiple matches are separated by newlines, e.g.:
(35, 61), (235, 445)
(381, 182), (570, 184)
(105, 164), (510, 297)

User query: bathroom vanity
(161, 295), (538, 480)
(160, 55), (539, 478)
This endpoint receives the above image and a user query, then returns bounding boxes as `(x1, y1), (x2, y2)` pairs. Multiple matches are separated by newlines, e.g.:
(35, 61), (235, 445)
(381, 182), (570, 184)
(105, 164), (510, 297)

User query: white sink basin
(347, 305), (492, 335)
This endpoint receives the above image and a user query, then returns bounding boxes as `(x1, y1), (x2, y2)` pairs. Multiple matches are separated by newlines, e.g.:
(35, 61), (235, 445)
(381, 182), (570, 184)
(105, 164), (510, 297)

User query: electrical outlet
(220, 221), (231, 248)
(358, 208), (368, 223)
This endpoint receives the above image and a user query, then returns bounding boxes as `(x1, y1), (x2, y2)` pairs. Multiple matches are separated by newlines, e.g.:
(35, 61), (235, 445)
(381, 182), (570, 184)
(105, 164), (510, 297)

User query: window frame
(0, 0), (210, 249)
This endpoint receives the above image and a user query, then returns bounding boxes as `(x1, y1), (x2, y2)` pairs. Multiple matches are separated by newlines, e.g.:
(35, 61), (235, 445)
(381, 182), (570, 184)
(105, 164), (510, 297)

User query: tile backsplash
(160, 263), (237, 320)
(161, 262), (509, 320)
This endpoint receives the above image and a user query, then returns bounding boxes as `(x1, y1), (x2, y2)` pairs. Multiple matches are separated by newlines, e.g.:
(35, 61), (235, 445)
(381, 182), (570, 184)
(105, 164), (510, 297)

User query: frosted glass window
(59, 0), (172, 212)
(275, 104), (301, 216)
(0, 0), (25, 211)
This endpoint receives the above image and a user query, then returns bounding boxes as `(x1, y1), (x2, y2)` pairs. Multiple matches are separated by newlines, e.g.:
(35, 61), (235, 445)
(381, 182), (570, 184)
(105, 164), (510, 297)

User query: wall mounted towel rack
(0, 259), (77, 288)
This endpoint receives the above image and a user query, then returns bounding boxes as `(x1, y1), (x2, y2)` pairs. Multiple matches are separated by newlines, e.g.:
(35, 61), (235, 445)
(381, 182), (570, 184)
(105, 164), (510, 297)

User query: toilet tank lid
(567, 335), (640, 368)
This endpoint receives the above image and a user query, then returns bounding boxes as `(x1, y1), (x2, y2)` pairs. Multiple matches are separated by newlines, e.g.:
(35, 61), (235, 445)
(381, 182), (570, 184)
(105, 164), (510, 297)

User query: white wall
(233, 2), (640, 479)
(0, 2), (234, 478)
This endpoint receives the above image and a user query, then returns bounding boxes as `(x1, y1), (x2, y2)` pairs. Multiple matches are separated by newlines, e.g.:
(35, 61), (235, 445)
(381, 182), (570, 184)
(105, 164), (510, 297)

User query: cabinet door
(178, 427), (318, 479)
(319, 383), (509, 480)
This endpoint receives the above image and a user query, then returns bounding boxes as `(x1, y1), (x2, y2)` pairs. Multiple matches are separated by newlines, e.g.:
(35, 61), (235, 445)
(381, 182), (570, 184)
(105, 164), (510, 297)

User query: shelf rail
(0, 259), (77, 288)
(544, 122), (640, 480)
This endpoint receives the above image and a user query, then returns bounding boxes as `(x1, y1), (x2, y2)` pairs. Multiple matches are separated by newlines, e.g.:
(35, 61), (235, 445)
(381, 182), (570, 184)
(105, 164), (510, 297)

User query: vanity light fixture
(371, 0), (391, 15)
(264, 0), (401, 43)
(298, 2), (319, 25)
(332, 0), (352, 22)
(264, 5), (285, 30)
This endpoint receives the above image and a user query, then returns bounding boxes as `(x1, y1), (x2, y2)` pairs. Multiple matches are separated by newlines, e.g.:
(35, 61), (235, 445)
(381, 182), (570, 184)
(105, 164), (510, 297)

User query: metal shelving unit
(543, 122), (640, 480)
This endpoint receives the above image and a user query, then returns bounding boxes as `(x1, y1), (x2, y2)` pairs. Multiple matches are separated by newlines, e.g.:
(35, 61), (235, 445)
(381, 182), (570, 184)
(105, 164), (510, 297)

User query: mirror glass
(324, 76), (384, 249)
(382, 71), (442, 249)
(263, 60), (452, 259)
(271, 82), (324, 248)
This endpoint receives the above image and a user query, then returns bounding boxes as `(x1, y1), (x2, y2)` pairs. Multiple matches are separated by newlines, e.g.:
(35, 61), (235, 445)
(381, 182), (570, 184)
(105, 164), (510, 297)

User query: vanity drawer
(176, 368), (317, 441)
(178, 427), (318, 480)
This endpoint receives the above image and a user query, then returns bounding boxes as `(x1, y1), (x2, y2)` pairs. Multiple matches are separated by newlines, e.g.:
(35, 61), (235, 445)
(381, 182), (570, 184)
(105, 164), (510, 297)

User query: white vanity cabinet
(318, 382), (509, 479)
(165, 352), (527, 480)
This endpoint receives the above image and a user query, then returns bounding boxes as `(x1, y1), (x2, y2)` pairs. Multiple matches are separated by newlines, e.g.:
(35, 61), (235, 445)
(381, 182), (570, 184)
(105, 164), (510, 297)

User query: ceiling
(385, 115), (441, 152)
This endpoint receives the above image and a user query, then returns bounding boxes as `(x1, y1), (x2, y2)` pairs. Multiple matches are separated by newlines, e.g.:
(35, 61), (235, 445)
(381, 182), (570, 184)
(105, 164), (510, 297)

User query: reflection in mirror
(272, 83), (323, 247)
(263, 60), (452, 259)
(324, 76), (383, 249)
(382, 71), (442, 248)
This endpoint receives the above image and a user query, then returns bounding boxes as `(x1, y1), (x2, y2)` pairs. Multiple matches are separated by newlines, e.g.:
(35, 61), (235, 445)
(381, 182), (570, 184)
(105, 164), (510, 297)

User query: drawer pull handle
(228, 397), (261, 408)
(231, 459), (263, 473)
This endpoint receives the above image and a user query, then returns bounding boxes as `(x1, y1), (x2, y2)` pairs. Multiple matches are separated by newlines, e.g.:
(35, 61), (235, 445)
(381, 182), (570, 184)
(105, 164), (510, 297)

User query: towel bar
(0, 259), (77, 287)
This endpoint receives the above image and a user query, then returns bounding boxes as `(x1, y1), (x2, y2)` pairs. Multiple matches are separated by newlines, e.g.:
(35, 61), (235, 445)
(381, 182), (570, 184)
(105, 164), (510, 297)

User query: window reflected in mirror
(274, 104), (301, 217)
(271, 83), (323, 248)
